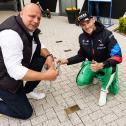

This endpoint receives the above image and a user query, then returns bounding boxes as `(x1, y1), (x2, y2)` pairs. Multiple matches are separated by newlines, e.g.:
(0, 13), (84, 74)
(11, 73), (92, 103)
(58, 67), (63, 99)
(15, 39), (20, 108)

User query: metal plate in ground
(56, 40), (63, 43)
(64, 49), (72, 52)
(64, 104), (80, 115)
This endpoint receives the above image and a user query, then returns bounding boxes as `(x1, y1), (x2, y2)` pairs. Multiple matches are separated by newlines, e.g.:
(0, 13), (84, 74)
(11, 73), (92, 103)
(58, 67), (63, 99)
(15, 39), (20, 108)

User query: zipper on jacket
(91, 40), (95, 60)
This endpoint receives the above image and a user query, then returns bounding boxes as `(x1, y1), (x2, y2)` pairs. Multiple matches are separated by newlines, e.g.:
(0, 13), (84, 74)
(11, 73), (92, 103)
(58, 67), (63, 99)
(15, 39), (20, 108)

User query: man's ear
(92, 17), (96, 23)
(92, 16), (96, 20)
(20, 11), (23, 18)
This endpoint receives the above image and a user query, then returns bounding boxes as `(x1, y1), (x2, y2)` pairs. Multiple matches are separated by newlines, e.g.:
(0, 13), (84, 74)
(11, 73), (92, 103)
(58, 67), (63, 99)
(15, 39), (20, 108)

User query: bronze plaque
(56, 40), (63, 43)
(64, 104), (80, 115)
(64, 49), (72, 52)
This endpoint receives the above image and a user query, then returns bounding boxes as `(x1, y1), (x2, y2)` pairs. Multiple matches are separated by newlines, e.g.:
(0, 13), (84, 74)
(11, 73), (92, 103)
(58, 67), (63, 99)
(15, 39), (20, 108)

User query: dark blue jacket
(67, 21), (122, 68)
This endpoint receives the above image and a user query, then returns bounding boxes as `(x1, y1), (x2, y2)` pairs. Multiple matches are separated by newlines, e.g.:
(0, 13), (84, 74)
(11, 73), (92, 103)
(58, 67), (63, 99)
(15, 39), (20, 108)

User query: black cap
(77, 11), (92, 23)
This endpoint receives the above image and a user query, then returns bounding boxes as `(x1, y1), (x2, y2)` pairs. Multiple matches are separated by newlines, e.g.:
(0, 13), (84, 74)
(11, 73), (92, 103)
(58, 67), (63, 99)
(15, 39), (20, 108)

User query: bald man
(0, 3), (58, 119)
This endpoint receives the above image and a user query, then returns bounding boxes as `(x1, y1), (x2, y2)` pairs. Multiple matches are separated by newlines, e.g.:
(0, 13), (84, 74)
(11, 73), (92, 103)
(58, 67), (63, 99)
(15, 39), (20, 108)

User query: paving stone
(62, 91), (75, 99)
(80, 115), (95, 126)
(102, 113), (118, 124)
(89, 110), (105, 120)
(31, 115), (47, 126)
(46, 94), (57, 107)
(8, 118), (20, 126)
(20, 120), (32, 126)
(75, 99), (88, 109)
(100, 106), (113, 115)
(68, 113), (82, 125)
(55, 110), (68, 122)
(45, 108), (57, 120)
(55, 95), (66, 104)
(75, 123), (85, 126)
(0, 117), (9, 126)
(87, 101), (100, 112)
(42, 118), (60, 126)
(107, 122), (118, 126)
(77, 108), (92, 117)
(55, 119), (73, 126)
(52, 89), (65, 97)
(94, 118), (106, 126)
(115, 116), (126, 126)
(34, 104), (44, 116)
(42, 100), (52, 110)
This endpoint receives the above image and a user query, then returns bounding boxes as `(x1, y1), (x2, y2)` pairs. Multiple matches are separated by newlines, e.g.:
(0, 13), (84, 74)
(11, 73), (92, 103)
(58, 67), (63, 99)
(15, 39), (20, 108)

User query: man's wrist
(46, 54), (54, 61)
(46, 54), (53, 58)
(99, 63), (104, 69)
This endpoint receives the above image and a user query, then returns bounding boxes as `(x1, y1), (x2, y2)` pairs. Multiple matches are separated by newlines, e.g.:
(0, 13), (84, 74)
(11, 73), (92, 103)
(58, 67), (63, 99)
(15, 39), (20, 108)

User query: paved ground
(0, 10), (126, 126)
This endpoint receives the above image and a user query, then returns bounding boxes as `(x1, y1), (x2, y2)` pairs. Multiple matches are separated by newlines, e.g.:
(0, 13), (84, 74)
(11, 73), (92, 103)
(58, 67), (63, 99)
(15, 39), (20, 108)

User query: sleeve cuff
(8, 66), (29, 80)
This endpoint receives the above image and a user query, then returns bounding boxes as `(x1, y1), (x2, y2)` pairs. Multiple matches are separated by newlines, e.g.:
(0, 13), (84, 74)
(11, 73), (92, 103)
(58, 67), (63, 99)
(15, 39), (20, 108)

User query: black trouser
(0, 55), (45, 119)
(24, 55), (46, 93)
(31, 0), (48, 11)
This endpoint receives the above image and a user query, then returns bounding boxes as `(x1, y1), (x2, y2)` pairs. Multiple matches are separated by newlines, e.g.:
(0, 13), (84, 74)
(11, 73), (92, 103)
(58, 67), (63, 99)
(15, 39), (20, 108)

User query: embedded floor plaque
(56, 40), (63, 43)
(64, 104), (80, 115)
(64, 49), (72, 52)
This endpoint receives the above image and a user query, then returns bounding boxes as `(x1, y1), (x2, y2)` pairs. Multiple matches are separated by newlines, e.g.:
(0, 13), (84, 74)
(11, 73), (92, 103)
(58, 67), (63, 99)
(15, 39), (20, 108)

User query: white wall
(24, 0), (30, 5)
(77, 0), (85, 10)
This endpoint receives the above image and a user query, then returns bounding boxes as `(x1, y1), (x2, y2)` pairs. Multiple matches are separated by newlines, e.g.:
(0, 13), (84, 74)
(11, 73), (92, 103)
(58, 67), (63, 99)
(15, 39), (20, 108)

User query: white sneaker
(0, 114), (2, 117)
(27, 91), (46, 100)
(98, 90), (108, 106)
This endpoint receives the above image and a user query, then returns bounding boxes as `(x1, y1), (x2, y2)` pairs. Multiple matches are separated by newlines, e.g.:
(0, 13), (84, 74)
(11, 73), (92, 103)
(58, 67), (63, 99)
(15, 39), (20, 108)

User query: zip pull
(92, 60), (95, 64)
(92, 48), (95, 55)
(91, 40), (95, 60)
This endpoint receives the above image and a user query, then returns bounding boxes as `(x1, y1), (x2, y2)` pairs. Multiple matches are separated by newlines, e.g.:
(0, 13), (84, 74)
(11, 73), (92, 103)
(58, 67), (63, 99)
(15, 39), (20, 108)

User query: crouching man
(58, 11), (122, 106)
(0, 3), (58, 119)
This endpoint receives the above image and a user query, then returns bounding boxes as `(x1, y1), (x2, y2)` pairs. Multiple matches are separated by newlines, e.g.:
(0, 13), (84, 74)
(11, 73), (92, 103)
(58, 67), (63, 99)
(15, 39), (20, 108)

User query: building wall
(112, 0), (126, 18)
(59, 0), (77, 15)
(77, 0), (85, 10)
(45, 0), (57, 12)
(80, 0), (126, 19)
(55, 0), (85, 15)
(55, 0), (125, 18)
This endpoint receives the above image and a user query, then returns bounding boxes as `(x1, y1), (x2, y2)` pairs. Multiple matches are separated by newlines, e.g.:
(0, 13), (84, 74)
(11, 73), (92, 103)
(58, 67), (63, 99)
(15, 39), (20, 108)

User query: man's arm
(22, 64), (58, 81)
(67, 48), (86, 65)
(0, 30), (58, 81)
(57, 47), (85, 65)
(22, 48), (57, 81)
(40, 48), (54, 68)
(103, 32), (122, 68)
(57, 44), (86, 65)
(40, 48), (51, 58)
(91, 33), (122, 72)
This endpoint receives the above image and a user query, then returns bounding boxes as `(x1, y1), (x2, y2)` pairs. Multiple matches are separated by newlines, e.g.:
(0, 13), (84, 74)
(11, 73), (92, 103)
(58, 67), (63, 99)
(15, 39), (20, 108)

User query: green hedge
(119, 17), (126, 35)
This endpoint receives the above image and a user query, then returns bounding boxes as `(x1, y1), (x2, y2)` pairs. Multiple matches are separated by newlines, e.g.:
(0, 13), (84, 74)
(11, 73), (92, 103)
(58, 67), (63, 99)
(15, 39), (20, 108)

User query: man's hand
(45, 63), (59, 80)
(40, 48), (54, 69)
(44, 55), (54, 69)
(91, 60), (104, 72)
(22, 62), (58, 81)
(57, 59), (68, 65)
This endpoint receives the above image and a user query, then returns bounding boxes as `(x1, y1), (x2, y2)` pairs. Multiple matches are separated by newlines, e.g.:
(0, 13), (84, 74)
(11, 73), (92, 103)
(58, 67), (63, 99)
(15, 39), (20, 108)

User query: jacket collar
(15, 15), (40, 37)
(83, 21), (105, 37)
